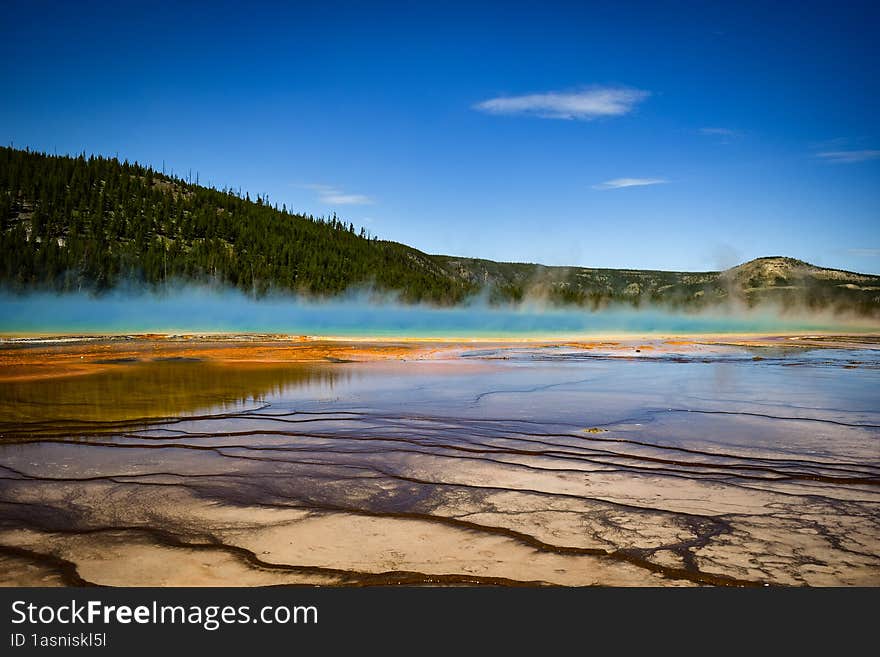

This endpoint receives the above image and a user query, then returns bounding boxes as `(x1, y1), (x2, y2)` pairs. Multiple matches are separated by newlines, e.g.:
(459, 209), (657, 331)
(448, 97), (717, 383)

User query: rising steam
(1, 284), (876, 337)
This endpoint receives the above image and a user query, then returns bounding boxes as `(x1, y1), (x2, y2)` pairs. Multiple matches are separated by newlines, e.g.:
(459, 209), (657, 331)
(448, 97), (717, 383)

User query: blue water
(0, 289), (875, 336)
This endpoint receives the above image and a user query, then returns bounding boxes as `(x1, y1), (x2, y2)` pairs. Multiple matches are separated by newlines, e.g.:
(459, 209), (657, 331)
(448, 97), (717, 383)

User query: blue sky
(2, 0), (879, 273)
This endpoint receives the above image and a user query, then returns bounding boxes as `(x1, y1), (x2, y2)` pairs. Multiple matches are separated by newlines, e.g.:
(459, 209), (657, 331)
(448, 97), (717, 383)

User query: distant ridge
(1, 147), (878, 316)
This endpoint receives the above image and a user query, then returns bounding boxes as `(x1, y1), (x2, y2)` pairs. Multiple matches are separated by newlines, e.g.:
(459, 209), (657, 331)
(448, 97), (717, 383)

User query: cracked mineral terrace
(0, 334), (877, 586)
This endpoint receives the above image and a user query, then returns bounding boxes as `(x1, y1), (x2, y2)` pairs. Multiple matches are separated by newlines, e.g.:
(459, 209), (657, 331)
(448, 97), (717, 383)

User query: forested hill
(2, 147), (879, 315)
(0, 147), (470, 303)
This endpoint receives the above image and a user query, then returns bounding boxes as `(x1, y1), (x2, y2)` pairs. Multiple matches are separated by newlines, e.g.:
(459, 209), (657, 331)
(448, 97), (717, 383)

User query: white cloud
(592, 177), (668, 190)
(322, 192), (373, 205)
(699, 127), (739, 137)
(809, 136), (877, 150)
(847, 248), (880, 257)
(473, 86), (649, 120)
(302, 183), (374, 205)
(815, 150), (880, 164)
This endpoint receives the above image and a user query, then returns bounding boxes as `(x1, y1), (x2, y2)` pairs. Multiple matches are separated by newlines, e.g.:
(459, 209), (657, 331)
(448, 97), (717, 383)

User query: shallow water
(0, 345), (878, 586)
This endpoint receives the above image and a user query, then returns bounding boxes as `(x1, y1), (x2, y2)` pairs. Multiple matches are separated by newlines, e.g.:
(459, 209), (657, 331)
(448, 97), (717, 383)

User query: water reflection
(0, 360), (344, 424)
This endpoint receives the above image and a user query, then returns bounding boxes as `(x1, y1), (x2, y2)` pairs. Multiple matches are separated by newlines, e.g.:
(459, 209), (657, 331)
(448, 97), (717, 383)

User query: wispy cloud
(473, 86), (649, 120)
(592, 177), (668, 190)
(847, 248), (880, 257)
(302, 183), (374, 205)
(699, 127), (741, 138)
(815, 150), (880, 164)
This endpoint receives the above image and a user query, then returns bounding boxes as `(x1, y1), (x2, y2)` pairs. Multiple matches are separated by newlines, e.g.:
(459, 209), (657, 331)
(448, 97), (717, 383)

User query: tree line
(0, 147), (475, 303)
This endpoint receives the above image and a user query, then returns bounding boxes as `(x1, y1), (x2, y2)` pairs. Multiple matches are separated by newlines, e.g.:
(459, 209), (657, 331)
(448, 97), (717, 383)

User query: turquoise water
(0, 289), (876, 336)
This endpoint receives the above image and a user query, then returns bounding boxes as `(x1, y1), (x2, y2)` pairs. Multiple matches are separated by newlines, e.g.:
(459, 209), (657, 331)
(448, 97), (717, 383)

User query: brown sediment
(0, 336), (433, 383)
(0, 544), (93, 587)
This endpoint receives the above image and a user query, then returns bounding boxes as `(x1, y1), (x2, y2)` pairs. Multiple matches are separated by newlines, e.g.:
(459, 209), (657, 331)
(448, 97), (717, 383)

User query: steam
(1, 285), (876, 337)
